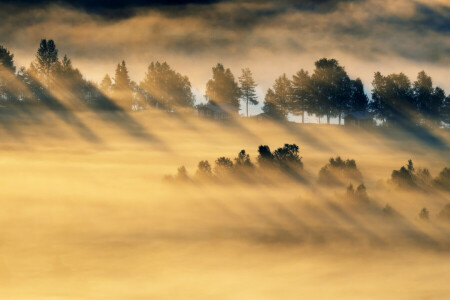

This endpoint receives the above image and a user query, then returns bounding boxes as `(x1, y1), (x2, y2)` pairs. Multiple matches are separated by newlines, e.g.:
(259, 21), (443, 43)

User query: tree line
(0, 40), (449, 126)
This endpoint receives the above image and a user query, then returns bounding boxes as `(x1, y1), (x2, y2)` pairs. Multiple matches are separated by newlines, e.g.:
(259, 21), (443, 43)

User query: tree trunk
(302, 111), (305, 124)
(327, 113), (330, 124)
(318, 115), (321, 124)
(338, 113), (341, 125)
(246, 98), (249, 118)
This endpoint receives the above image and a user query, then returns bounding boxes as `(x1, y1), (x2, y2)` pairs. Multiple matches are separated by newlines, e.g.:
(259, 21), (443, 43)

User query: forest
(1, 39), (449, 127)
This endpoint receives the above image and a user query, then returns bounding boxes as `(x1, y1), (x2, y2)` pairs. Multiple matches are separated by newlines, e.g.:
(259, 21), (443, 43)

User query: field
(0, 109), (449, 300)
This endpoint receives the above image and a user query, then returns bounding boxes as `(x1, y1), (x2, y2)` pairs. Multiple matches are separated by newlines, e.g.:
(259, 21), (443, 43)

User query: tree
(262, 89), (285, 120)
(0, 45), (15, 72)
(311, 58), (351, 124)
(113, 60), (132, 109)
(419, 208), (429, 221)
(140, 61), (195, 110)
(318, 156), (363, 185)
(370, 72), (415, 125)
(234, 150), (253, 168)
(431, 87), (446, 126)
(349, 78), (368, 113)
(196, 160), (212, 178)
(273, 144), (303, 170)
(100, 74), (113, 94)
(413, 71), (444, 126)
(0, 45), (16, 101)
(114, 60), (131, 91)
(205, 63), (240, 111)
(291, 69), (312, 123)
(35, 39), (59, 88)
(262, 74), (292, 120)
(442, 95), (450, 126)
(214, 157), (234, 177)
(238, 68), (258, 117)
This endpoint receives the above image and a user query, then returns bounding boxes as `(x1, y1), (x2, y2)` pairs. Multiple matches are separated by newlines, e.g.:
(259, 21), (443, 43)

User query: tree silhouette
(413, 71), (444, 126)
(206, 63), (240, 111)
(196, 160), (212, 178)
(114, 60), (131, 91)
(0, 45), (15, 72)
(0, 45), (16, 102)
(273, 144), (303, 170)
(419, 208), (429, 221)
(100, 74), (113, 94)
(140, 61), (195, 110)
(35, 39), (59, 88)
(291, 69), (312, 123)
(434, 167), (450, 191)
(370, 72), (415, 125)
(349, 78), (369, 113)
(262, 74), (292, 120)
(311, 58), (351, 124)
(442, 95), (450, 126)
(319, 156), (363, 185)
(262, 89), (285, 120)
(234, 150), (253, 168)
(113, 60), (133, 109)
(346, 183), (368, 202)
(214, 157), (234, 177)
(257, 145), (275, 167)
(390, 160), (433, 190)
(239, 68), (258, 117)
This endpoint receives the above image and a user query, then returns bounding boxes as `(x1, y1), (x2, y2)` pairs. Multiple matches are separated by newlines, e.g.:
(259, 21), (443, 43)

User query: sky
(1, 0), (449, 114)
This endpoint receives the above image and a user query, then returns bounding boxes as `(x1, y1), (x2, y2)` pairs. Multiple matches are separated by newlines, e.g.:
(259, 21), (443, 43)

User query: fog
(0, 108), (449, 299)
(2, 0), (450, 105)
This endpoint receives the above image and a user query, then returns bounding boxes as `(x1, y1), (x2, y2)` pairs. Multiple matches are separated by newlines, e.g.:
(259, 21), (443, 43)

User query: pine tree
(35, 39), (59, 88)
(100, 74), (113, 94)
(114, 60), (130, 91)
(0, 45), (16, 101)
(0, 45), (15, 72)
(238, 68), (258, 117)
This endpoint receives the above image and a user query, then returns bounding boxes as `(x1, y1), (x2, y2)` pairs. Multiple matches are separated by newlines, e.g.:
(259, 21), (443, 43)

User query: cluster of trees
(262, 58), (450, 126)
(346, 183), (369, 203)
(0, 40), (196, 110)
(318, 156), (363, 185)
(417, 204), (450, 222)
(165, 143), (303, 183)
(1, 40), (449, 126)
(371, 71), (449, 126)
(390, 160), (449, 191)
(263, 59), (369, 124)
